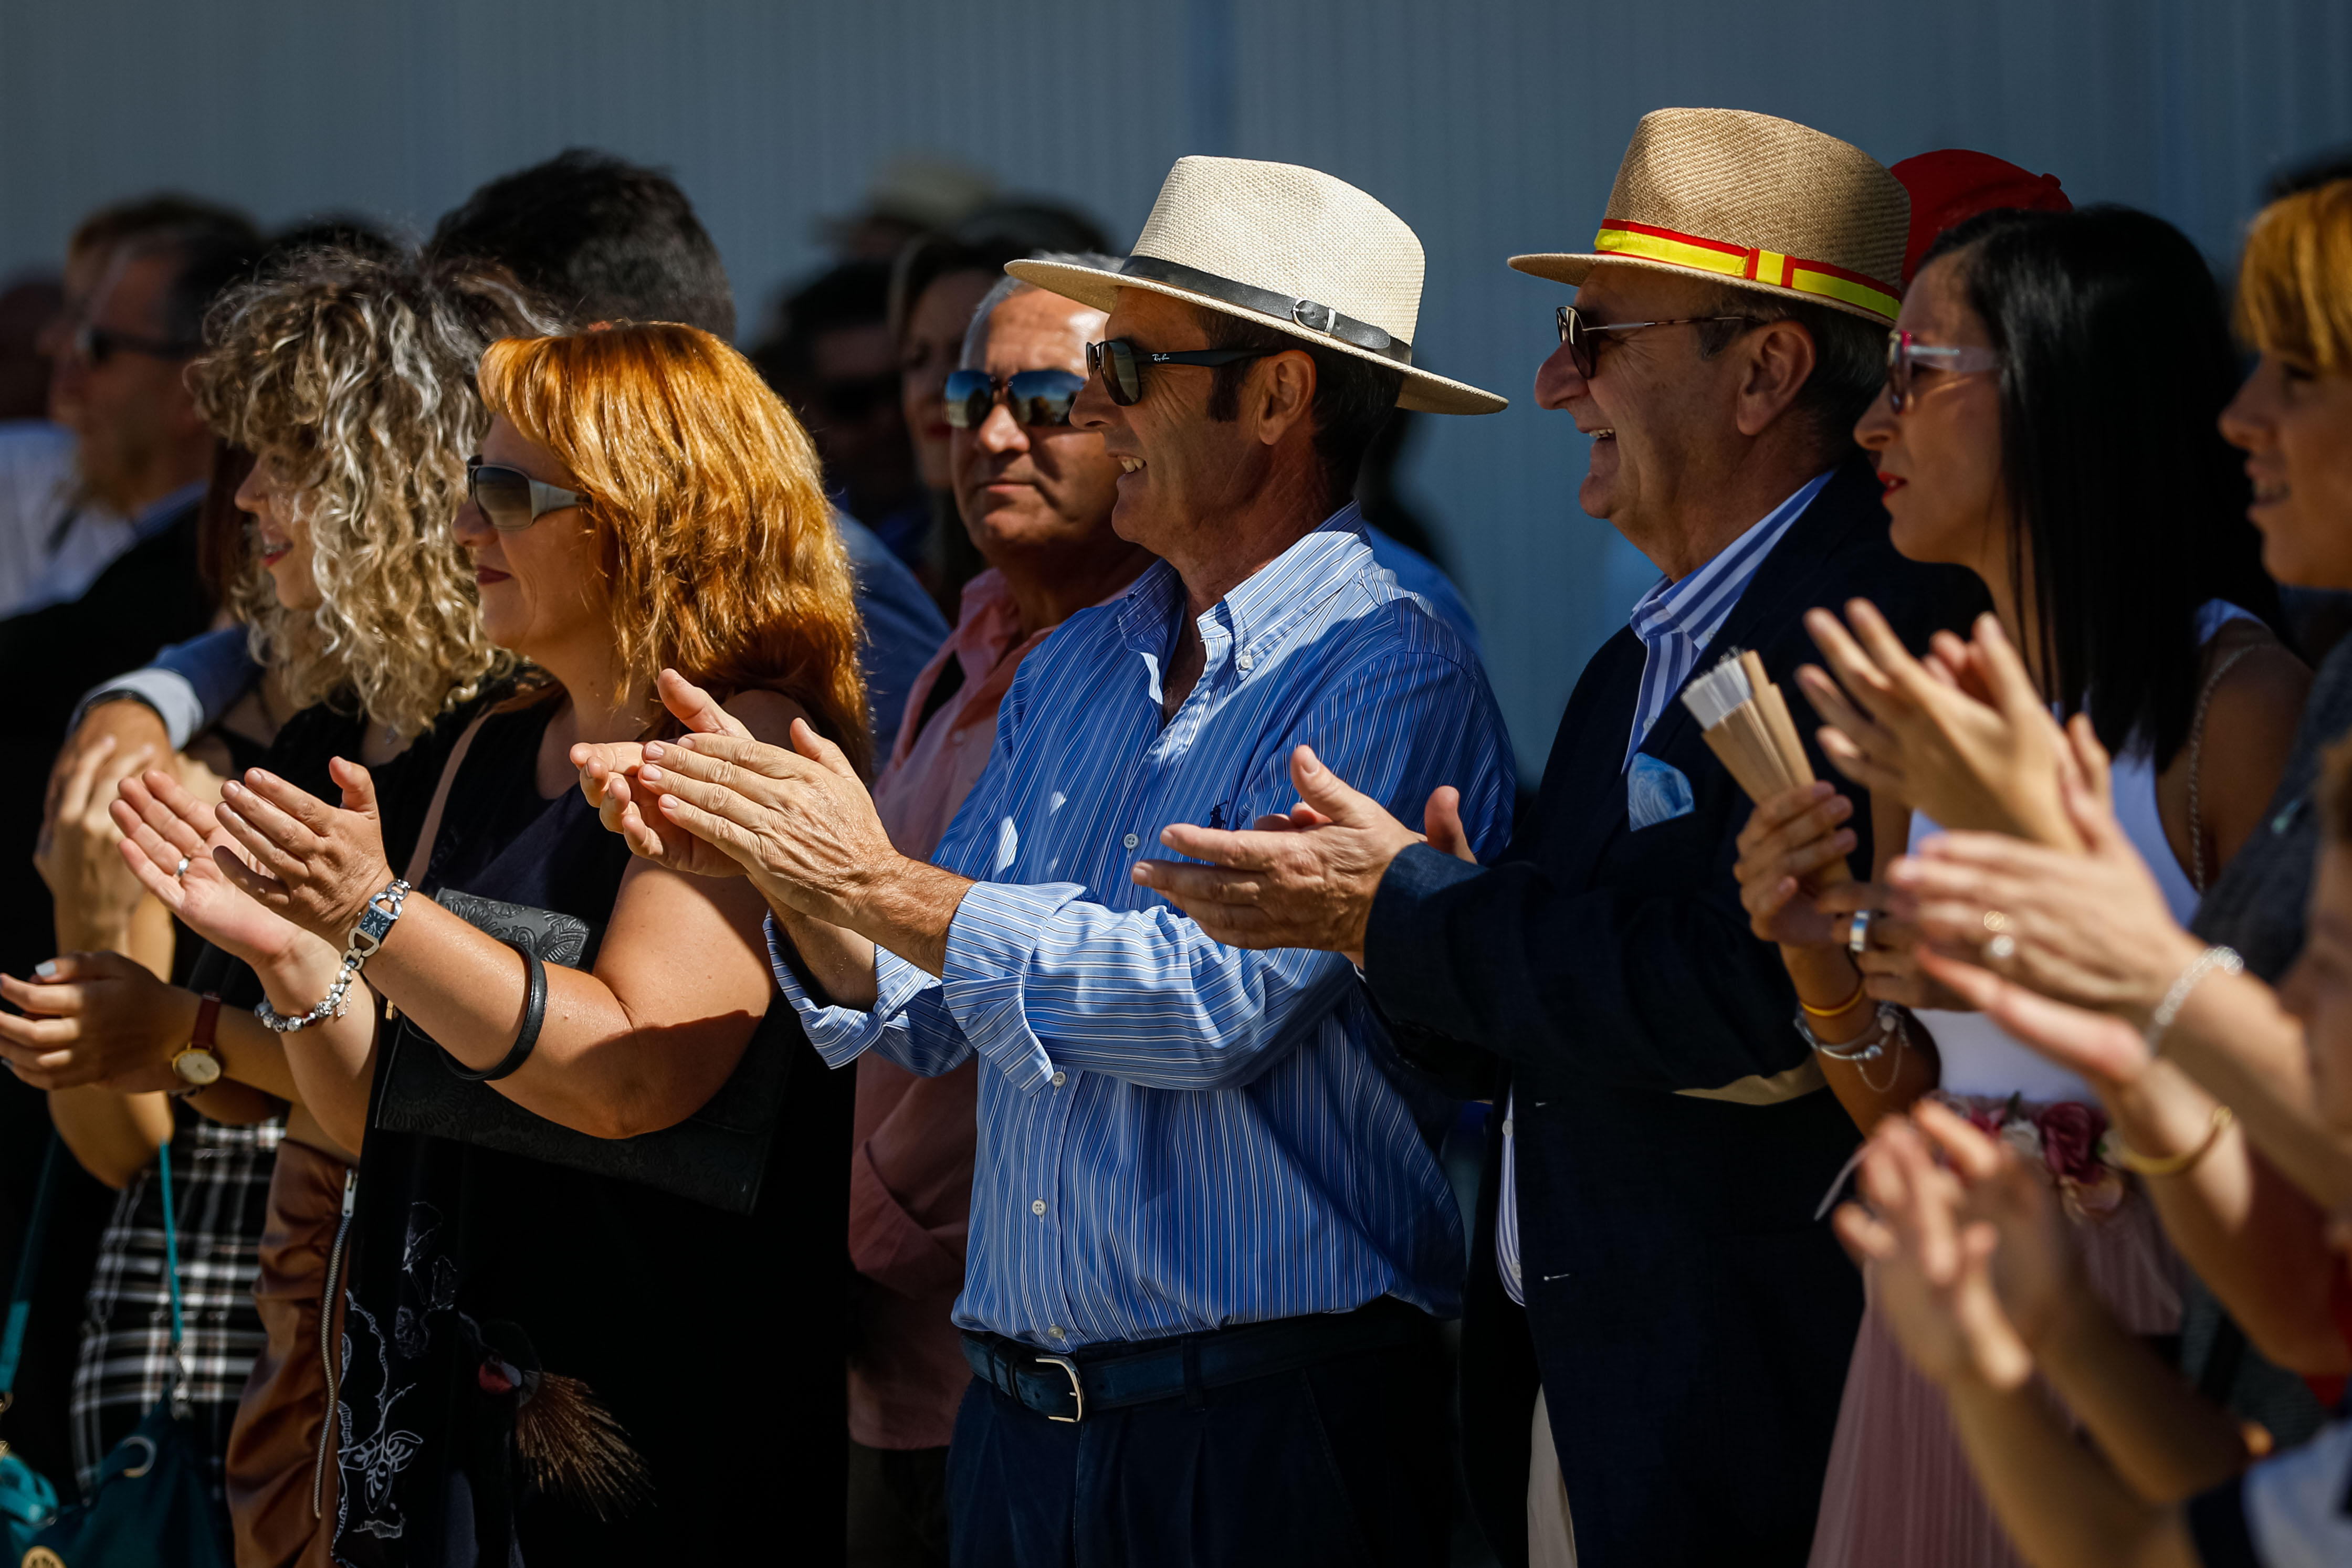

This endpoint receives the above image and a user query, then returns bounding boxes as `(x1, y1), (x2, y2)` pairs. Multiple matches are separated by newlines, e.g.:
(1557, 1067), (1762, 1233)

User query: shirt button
(1031, 1198), (1047, 1216)
(1502, 1119), (1514, 1136)
(1051, 1071), (1067, 1088)
(1122, 832), (1140, 850)
(1510, 1260), (1522, 1278)
(1047, 1324), (1066, 1340)
(1236, 651), (1254, 671)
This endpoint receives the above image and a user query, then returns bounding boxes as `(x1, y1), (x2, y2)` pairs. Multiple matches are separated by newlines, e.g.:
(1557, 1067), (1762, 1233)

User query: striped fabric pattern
(773, 506), (1516, 1350)
(1618, 469), (1833, 773)
(69, 1114), (281, 1500)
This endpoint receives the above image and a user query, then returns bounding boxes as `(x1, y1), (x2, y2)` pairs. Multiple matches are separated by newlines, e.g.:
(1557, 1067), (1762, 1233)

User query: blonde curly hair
(190, 251), (565, 739)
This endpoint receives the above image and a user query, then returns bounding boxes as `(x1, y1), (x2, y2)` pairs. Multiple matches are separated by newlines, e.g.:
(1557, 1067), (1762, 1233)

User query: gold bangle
(2112, 1104), (2234, 1178)
(1799, 975), (1870, 1019)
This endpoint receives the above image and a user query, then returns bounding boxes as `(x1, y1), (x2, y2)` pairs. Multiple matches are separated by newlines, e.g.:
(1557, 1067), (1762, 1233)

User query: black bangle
(440, 943), (545, 1083)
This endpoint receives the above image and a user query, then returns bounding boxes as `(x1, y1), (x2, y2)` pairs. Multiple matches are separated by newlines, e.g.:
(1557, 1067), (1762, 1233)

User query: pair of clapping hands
(1746, 598), (2196, 1064)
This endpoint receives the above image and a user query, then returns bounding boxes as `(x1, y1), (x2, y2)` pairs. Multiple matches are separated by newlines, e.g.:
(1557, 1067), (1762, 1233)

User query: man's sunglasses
(1885, 330), (2002, 412)
(1553, 304), (1752, 380)
(943, 368), (1087, 429)
(74, 322), (198, 366)
(467, 456), (586, 532)
(1085, 339), (1272, 407)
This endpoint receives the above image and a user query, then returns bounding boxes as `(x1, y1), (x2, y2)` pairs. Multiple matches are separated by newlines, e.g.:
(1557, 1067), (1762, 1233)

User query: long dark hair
(1922, 206), (2281, 769)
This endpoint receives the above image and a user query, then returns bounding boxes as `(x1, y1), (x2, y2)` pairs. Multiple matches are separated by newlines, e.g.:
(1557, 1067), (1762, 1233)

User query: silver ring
(1987, 933), (2017, 962)
(174, 855), (191, 881)
(1848, 909), (1874, 959)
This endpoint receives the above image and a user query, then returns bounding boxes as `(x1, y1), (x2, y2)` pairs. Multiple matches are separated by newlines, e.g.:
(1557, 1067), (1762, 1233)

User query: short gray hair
(959, 250), (1124, 368)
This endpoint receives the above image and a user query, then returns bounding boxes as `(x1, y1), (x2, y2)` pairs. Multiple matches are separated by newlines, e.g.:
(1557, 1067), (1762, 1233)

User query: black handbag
(366, 714), (799, 1215)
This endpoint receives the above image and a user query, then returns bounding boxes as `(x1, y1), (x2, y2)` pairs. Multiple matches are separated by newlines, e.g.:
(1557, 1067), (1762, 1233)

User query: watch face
(173, 1047), (223, 1088)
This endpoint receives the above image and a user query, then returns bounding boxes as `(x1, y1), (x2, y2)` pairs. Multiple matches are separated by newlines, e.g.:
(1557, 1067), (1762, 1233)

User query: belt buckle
(1034, 1353), (1085, 1423)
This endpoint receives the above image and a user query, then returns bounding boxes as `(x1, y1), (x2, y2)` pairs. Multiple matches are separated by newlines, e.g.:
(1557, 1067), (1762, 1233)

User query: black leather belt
(1116, 255), (1415, 365)
(961, 1298), (1430, 1425)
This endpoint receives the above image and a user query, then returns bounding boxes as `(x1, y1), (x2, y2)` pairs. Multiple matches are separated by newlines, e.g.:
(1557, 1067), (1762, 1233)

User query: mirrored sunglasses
(943, 368), (1087, 429)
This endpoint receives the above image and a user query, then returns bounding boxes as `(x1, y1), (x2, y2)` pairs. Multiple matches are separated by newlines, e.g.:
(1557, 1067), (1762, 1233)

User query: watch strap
(191, 991), (223, 1051)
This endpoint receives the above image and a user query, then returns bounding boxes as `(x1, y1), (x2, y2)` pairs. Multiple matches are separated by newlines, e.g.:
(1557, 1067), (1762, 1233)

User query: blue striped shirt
(1502, 470), (1831, 1307)
(771, 504), (1516, 1349)
(1619, 470), (1834, 771)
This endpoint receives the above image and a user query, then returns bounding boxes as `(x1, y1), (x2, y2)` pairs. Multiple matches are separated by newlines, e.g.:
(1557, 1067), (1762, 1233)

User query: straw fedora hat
(1009, 156), (1506, 416)
(1511, 108), (1909, 324)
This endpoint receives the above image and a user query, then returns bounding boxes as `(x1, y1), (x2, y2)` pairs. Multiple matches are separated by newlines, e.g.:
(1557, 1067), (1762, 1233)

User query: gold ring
(1981, 910), (2010, 933)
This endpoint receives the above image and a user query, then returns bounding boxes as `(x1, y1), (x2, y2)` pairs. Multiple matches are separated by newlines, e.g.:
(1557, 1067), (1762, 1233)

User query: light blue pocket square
(1627, 753), (1696, 830)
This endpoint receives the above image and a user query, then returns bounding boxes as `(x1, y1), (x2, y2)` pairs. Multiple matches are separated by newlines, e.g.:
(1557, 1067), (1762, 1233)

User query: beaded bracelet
(2145, 945), (2243, 1057)
(256, 878), (412, 1034)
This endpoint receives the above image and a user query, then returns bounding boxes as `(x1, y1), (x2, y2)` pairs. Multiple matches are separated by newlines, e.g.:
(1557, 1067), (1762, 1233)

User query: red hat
(1889, 150), (2072, 285)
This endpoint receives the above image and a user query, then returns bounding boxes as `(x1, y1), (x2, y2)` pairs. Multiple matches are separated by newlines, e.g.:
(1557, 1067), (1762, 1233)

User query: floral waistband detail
(1933, 1090), (2127, 1222)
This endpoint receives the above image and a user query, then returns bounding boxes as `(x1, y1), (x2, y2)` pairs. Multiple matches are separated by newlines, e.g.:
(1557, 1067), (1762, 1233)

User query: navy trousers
(946, 1334), (1451, 1568)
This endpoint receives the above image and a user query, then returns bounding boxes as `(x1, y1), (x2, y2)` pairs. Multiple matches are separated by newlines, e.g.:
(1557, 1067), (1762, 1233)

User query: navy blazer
(1364, 459), (1983, 1565)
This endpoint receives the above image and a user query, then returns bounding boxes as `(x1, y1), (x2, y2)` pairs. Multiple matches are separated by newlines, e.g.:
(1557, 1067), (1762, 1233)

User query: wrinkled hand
(1889, 738), (2203, 1024)
(623, 719), (904, 924)
(111, 767), (311, 970)
(1834, 1111), (2036, 1391)
(209, 759), (397, 945)
(34, 731), (157, 944)
(1801, 605), (2082, 849)
(1732, 781), (1855, 945)
(1913, 1100), (2089, 1353)
(1129, 746), (1436, 967)
(0, 950), (190, 1093)
(573, 670), (756, 879)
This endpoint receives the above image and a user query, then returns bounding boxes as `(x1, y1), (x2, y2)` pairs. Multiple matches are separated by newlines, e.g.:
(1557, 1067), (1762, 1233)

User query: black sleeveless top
(333, 699), (852, 1566)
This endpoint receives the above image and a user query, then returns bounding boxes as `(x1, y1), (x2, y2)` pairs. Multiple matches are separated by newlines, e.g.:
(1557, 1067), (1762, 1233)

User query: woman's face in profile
(455, 414), (607, 665)
(2220, 351), (2352, 592)
(235, 452), (321, 613)
(1854, 252), (2007, 578)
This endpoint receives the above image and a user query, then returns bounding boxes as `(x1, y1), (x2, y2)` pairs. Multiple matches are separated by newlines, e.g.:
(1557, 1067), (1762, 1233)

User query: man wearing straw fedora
(592, 156), (1516, 1564)
(1138, 110), (1981, 1563)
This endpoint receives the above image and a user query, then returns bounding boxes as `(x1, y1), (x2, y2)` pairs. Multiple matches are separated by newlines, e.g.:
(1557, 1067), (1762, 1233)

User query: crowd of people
(0, 102), (2346, 1568)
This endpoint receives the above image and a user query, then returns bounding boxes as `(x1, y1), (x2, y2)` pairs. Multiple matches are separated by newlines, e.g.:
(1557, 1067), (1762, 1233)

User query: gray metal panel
(4, 0), (2346, 775)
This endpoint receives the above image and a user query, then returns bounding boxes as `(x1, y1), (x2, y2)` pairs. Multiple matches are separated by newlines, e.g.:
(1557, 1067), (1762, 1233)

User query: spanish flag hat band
(1507, 108), (1911, 328)
(1591, 219), (1902, 322)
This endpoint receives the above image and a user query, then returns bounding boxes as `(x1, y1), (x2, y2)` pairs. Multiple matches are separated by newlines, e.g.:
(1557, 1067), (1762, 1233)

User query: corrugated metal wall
(5, 0), (2348, 776)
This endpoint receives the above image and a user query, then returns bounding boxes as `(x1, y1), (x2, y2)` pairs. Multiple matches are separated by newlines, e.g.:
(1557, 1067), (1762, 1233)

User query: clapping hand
(571, 669), (755, 880)
(112, 767), (317, 971)
(206, 759), (399, 945)
(34, 731), (157, 948)
(1833, 1108), (2042, 1392)
(1801, 604), (2084, 850)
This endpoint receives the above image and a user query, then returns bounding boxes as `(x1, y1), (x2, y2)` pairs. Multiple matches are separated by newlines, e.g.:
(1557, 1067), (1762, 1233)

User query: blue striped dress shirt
(770, 505), (1516, 1349)
(1499, 469), (1831, 1306)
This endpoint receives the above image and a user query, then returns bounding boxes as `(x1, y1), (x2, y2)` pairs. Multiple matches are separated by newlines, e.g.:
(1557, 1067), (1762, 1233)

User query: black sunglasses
(467, 456), (587, 532)
(74, 321), (198, 366)
(1552, 304), (1754, 380)
(943, 368), (1087, 429)
(1085, 339), (1272, 407)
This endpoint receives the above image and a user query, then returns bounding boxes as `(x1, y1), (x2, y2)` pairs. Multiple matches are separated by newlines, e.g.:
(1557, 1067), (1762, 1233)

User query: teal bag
(3, 1135), (67, 1560)
(23, 1139), (233, 1568)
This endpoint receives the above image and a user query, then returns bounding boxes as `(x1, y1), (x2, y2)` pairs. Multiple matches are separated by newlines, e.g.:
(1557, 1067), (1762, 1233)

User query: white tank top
(1906, 602), (2254, 1102)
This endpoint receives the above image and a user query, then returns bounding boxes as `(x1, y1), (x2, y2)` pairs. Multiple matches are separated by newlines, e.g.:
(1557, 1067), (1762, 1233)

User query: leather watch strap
(191, 991), (223, 1051)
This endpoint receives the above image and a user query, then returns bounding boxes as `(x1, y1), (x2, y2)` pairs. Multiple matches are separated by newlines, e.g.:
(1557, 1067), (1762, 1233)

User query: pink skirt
(1805, 1097), (2183, 1568)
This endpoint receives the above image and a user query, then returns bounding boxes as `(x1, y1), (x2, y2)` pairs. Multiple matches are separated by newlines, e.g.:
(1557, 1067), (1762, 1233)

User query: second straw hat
(1512, 108), (1909, 324)
(1010, 156), (1505, 416)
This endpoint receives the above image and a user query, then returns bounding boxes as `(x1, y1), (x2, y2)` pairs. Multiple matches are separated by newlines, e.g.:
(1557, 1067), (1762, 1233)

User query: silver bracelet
(1794, 999), (1902, 1062)
(256, 878), (413, 1034)
(2145, 945), (2242, 1056)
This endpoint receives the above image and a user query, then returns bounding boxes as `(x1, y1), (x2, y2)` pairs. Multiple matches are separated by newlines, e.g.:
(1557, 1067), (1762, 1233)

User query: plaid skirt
(69, 1114), (281, 1501)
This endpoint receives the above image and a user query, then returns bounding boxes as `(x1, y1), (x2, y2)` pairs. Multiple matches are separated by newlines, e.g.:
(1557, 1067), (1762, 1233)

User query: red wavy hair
(478, 323), (870, 774)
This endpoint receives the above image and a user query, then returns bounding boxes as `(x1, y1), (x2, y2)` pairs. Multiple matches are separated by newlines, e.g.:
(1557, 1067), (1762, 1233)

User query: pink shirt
(847, 568), (1072, 1450)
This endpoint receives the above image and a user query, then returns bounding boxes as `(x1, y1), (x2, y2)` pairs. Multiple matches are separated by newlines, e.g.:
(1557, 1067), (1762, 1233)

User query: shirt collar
(131, 480), (206, 541)
(1116, 501), (1373, 671)
(1627, 469), (1834, 652)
